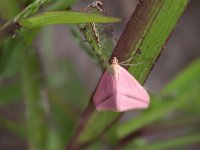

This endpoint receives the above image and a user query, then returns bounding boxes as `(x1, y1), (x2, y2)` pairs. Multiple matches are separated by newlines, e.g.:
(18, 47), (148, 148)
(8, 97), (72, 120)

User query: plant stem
(67, 0), (190, 149)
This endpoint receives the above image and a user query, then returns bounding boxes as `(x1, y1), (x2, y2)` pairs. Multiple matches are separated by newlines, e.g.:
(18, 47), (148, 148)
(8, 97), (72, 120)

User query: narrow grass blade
(21, 49), (48, 150)
(20, 11), (120, 28)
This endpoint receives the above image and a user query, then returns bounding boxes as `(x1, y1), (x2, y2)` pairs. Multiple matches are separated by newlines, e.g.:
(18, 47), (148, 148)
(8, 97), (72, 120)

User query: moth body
(93, 57), (150, 112)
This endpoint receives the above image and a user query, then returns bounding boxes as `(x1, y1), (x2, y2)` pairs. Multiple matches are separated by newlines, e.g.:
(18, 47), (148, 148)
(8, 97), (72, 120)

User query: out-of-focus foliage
(0, 0), (199, 150)
(0, 0), (20, 19)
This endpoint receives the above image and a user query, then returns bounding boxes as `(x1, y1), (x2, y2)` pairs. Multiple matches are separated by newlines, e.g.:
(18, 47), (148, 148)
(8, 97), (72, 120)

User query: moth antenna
(120, 62), (144, 66)
(119, 57), (135, 64)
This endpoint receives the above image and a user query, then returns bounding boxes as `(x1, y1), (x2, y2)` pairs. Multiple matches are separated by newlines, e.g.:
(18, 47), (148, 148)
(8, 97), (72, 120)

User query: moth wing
(93, 65), (150, 112)
(93, 70), (117, 111)
(116, 66), (150, 111)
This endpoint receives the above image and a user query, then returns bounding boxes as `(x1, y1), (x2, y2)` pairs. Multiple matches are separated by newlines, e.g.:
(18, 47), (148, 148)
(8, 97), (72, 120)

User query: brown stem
(67, 93), (96, 150)
(67, 0), (164, 149)
(110, 0), (159, 64)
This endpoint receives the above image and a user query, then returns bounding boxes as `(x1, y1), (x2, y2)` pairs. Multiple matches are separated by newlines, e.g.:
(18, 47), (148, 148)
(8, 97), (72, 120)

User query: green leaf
(161, 60), (200, 94)
(19, 11), (121, 28)
(128, 0), (190, 83)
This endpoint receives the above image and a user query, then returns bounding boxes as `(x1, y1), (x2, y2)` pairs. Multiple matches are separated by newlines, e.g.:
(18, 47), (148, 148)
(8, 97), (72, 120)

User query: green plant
(1, 0), (199, 150)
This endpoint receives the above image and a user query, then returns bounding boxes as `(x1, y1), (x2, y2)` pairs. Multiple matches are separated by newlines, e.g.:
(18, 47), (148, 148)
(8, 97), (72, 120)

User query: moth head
(94, 0), (103, 8)
(111, 57), (119, 65)
(108, 57), (120, 75)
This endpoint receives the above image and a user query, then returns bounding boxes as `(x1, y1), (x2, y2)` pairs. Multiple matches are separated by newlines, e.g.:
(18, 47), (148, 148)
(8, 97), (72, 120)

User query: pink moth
(93, 57), (150, 112)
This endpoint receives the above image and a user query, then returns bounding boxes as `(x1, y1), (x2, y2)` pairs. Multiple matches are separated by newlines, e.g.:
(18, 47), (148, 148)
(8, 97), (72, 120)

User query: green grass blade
(128, 0), (189, 83)
(19, 11), (121, 28)
(21, 49), (48, 150)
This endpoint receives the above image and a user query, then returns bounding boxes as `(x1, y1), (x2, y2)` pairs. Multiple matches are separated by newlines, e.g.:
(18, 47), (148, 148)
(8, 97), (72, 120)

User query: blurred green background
(0, 0), (200, 150)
